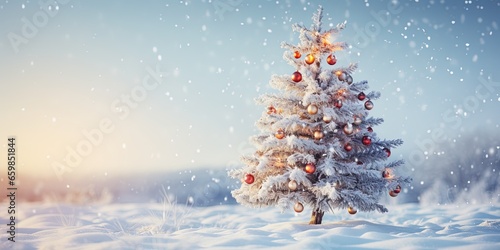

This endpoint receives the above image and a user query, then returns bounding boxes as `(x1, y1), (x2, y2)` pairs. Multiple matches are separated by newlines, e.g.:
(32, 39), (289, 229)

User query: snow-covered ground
(3, 202), (499, 249)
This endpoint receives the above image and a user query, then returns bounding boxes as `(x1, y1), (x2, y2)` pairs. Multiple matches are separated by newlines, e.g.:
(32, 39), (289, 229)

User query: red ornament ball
(347, 207), (357, 215)
(344, 143), (352, 152)
(291, 71), (302, 82)
(364, 100), (374, 110)
(294, 202), (304, 213)
(334, 99), (343, 109)
(358, 92), (366, 101)
(362, 136), (371, 145)
(244, 174), (254, 184)
(275, 129), (285, 140)
(394, 185), (402, 194)
(383, 148), (391, 157)
(367, 127), (373, 132)
(305, 54), (315, 64)
(267, 106), (277, 114)
(389, 190), (398, 197)
(305, 163), (316, 174)
(326, 54), (337, 65)
(293, 51), (301, 59)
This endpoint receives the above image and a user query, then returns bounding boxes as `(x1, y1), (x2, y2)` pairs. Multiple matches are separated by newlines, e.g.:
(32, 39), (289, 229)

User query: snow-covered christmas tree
(229, 6), (411, 225)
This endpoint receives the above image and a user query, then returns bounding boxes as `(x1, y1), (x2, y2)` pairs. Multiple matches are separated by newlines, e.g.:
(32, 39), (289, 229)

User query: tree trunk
(309, 208), (324, 224)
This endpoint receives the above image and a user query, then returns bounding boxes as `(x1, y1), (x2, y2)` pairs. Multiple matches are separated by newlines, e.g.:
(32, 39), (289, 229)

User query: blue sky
(1, 0), (499, 182)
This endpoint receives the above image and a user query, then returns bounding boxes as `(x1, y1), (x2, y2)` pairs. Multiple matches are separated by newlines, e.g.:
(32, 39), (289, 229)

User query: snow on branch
(311, 6), (323, 32)
(289, 167), (313, 187)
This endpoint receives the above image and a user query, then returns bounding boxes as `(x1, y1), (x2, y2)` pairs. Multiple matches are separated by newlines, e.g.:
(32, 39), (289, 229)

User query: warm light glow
(274, 156), (286, 167)
(321, 33), (332, 46)
(337, 89), (347, 95)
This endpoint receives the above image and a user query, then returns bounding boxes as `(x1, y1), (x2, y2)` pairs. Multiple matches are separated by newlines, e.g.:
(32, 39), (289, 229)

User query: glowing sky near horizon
(0, 0), (499, 180)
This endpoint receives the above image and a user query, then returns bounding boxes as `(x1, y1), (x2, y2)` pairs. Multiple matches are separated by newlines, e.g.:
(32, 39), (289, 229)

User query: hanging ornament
(267, 106), (277, 114)
(307, 104), (318, 115)
(304, 163), (316, 174)
(313, 130), (324, 140)
(389, 190), (398, 197)
(367, 127), (373, 132)
(346, 75), (353, 85)
(293, 51), (301, 59)
(344, 143), (352, 152)
(358, 92), (366, 101)
(362, 136), (372, 145)
(343, 124), (354, 135)
(326, 54), (337, 65)
(334, 99), (342, 109)
(294, 202), (304, 213)
(288, 180), (298, 191)
(347, 207), (357, 215)
(291, 71), (302, 82)
(353, 116), (362, 125)
(357, 160), (363, 165)
(275, 129), (285, 140)
(383, 148), (391, 157)
(393, 185), (402, 194)
(382, 169), (391, 178)
(364, 100), (374, 110)
(244, 174), (254, 184)
(338, 71), (347, 81)
(323, 115), (333, 123)
(305, 54), (315, 64)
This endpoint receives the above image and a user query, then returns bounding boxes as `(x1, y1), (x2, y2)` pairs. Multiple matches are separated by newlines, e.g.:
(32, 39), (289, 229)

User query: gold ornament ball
(305, 163), (316, 174)
(323, 115), (333, 123)
(353, 116), (362, 125)
(275, 129), (285, 140)
(288, 180), (298, 191)
(314, 131), (324, 140)
(294, 202), (304, 213)
(307, 104), (318, 115)
(305, 54), (315, 65)
(343, 124), (354, 135)
(348, 207), (357, 215)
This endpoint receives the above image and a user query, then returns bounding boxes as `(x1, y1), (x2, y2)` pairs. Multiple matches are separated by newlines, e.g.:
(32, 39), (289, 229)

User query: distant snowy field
(3, 202), (499, 249)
